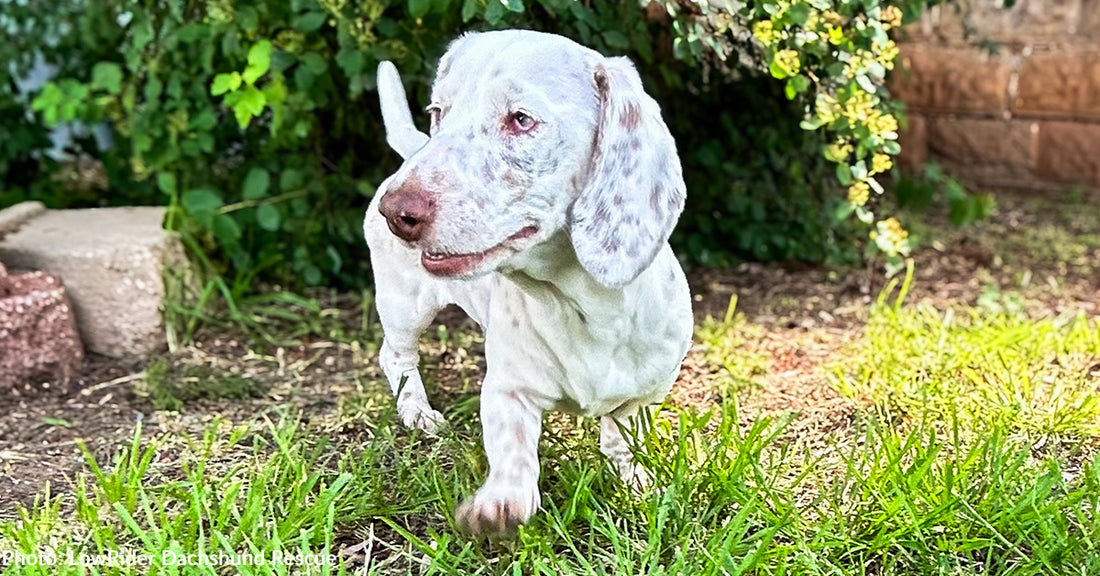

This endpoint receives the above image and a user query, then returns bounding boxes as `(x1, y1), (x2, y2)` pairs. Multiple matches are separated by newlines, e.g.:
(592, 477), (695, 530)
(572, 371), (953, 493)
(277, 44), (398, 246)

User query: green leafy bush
(894, 163), (996, 227)
(0, 0), (126, 205)
(5, 0), (949, 290)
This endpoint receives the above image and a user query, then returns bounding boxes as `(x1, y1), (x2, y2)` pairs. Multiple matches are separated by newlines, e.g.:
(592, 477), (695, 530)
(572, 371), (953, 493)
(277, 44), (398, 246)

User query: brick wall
(890, 0), (1100, 191)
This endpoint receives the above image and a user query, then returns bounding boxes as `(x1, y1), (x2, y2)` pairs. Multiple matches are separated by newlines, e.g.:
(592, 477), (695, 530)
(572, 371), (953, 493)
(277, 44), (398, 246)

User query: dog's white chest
(485, 248), (693, 416)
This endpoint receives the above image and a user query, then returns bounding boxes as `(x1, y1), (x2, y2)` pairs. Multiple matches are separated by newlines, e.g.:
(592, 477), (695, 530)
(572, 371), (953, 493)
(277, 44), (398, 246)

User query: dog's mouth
(421, 226), (539, 277)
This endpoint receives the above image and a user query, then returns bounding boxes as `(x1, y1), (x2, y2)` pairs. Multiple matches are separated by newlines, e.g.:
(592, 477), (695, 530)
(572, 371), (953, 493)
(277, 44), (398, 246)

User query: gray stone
(0, 206), (183, 359)
(0, 201), (46, 238)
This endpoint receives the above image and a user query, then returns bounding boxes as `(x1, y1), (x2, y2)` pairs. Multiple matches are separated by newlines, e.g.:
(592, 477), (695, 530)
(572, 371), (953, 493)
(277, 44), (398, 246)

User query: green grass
(163, 248), (380, 349)
(140, 358), (269, 411)
(830, 275), (1100, 438)
(2, 404), (1097, 574)
(3, 288), (1100, 574)
(695, 295), (769, 393)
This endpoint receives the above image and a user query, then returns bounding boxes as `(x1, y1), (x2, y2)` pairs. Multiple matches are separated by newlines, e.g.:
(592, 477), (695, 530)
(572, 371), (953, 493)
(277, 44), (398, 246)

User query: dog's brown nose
(378, 178), (435, 243)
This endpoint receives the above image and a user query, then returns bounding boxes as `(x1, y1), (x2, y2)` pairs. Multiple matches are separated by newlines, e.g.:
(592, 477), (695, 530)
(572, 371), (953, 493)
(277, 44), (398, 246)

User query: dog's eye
(427, 106), (443, 135)
(507, 111), (538, 134)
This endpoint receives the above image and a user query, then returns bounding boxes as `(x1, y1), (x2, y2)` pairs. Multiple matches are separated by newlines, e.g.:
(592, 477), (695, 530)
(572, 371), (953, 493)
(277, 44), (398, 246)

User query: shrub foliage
(2, 0), (943, 288)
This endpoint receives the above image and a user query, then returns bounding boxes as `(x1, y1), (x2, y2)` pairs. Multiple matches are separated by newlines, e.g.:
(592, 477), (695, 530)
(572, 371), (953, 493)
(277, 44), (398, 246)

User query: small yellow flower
(881, 217), (908, 239)
(843, 54), (865, 78)
(875, 114), (899, 134)
(848, 181), (871, 206)
(774, 49), (801, 76)
(844, 90), (877, 124)
(753, 20), (777, 45)
(805, 11), (820, 31)
(871, 153), (893, 174)
(870, 217), (912, 257)
(877, 39), (900, 69)
(815, 94), (841, 123)
(826, 139), (853, 162)
(882, 6), (903, 29)
(827, 26), (846, 45)
(848, 89), (874, 109)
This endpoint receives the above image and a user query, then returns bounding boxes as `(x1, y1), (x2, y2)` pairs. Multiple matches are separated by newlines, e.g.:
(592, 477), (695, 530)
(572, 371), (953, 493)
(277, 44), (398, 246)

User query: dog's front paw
(397, 401), (446, 434)
(455, 483), (540, 535)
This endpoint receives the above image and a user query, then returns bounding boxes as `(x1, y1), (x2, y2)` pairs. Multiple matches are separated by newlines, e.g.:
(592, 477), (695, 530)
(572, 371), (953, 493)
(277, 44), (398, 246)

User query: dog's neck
(501, 230), (625, 316)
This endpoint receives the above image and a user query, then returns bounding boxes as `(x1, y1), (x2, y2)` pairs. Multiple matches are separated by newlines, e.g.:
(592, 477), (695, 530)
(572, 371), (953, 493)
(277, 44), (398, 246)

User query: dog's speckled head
(377, 30), (685, 288)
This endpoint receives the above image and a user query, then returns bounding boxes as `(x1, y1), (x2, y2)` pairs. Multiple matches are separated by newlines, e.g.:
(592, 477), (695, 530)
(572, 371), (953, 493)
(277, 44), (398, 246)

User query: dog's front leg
(366, 186), (448, 433)
(455, 387), (543, 534)
(600, 403), (657, 490)
(377, 332), (445, 433)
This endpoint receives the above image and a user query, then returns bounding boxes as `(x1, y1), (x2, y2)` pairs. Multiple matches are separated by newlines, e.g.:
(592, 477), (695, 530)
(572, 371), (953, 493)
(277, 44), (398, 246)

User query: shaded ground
(2, 190), (1098, 517)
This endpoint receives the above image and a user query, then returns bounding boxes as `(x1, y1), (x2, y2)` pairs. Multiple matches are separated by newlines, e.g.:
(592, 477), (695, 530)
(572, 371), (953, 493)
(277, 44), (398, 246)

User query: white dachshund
(364, 30), (693, 534)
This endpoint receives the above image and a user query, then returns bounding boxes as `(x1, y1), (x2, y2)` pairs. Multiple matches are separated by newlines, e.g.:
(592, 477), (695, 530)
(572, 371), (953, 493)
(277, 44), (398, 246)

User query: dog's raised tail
(378, 61), (429, 160)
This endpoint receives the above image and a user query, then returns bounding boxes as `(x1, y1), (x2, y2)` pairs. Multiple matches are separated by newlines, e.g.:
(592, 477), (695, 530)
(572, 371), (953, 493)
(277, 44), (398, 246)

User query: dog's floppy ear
(377, 61), (429, 160)
(568, 56), (686, 288)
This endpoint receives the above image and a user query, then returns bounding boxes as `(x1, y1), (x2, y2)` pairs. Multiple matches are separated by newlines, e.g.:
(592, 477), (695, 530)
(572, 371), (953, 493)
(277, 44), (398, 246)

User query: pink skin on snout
(419, 225), (538, 276)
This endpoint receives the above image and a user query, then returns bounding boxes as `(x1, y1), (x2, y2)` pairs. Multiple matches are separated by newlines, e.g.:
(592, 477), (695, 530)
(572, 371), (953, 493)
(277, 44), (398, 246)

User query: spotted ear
(568, 56), (686, 288)
(377, 61), (429, 159)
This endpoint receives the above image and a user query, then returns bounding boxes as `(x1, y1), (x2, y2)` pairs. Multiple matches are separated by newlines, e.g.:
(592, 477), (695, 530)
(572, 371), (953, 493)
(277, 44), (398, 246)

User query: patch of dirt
(691, 191), (1100, 331)
(668, 354), (725, 411)
(745, 328), (857, 442)
(0, 334), (381, 516)
(1, 192), (1098, 514)
(0, 354), (141, 509)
